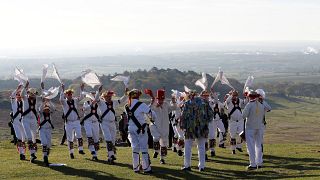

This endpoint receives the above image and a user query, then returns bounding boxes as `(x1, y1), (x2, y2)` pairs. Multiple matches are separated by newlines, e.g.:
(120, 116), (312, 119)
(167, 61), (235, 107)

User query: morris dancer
(125, 89), (156, 173)
(97, 86), (128, 164)
(60, 83), (85, 159)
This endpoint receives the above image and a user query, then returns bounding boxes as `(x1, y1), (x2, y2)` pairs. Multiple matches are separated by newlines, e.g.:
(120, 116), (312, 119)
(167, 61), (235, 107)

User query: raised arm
(76, 83), (85, 101)
(117, 90), (128, 106)
(21, 81), (29, 101)
(242, 103), (251, 119)
(263, 100), (272, 112)
(59, 83), (66, 103)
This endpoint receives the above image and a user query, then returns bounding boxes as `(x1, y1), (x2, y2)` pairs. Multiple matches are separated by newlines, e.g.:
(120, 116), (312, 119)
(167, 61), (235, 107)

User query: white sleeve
(83, 101), (91, 111)
(59, 90), (66, 103)
(263, 101), (272, 112)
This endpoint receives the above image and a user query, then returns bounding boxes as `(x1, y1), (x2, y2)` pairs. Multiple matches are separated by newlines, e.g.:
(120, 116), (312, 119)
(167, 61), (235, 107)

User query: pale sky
(0, 0), (319, 51)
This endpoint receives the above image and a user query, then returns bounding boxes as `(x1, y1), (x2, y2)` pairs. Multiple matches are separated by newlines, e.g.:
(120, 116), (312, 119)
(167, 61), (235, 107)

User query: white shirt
(242, 100), (266, 130)
(83, 100), (99, 122)
(21, 88), (41, 120)
(10, 90), (23, 121)
(209, 99), (224, 121)
(151, 101), (178, 136)
(98, 95), (127, 122)
(126, 99), (156, 132)
(60, 90), (83, 121)
(224, 96), (245, 121)
(38, 101), (56, 129)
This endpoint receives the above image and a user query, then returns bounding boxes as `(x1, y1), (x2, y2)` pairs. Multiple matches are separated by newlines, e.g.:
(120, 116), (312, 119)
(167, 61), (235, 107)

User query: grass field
(0, 95), (320, 179)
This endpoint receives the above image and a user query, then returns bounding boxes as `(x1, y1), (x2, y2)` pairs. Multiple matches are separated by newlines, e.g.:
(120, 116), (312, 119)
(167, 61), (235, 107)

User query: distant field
(0, 95), (319, 179)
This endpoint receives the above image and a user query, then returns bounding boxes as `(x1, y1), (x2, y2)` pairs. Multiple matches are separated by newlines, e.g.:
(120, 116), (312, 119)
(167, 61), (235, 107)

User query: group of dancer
(9, 68), (271, 173)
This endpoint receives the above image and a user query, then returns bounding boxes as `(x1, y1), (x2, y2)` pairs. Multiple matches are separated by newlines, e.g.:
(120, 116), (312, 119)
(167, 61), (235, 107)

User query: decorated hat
(27, 88), (38, 96)
(200, 90), (210, 97)
(102, 90), (115, 97)
(128, 89), (142, 98)
(156, 89), (165, 99)
(231, 90), (239, 97)
(64, 89), (74, 95)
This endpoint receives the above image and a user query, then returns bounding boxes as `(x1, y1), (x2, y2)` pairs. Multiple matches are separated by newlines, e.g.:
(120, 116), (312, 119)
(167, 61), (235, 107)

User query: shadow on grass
(264, 154), (320, 171)
(85, 157), (133, 170)
(150, 165), (320, 180)
(33, 160), (122, 180)
(31, 153), (320, 179)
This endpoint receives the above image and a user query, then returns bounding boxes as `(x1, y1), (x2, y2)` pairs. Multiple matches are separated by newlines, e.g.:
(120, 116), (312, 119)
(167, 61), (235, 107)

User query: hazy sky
(0, 0), (319, 51)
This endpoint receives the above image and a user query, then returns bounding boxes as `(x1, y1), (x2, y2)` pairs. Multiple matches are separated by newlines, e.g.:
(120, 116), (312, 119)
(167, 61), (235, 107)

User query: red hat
(156, 89), (165, 100)
(101, 90), (115, 97)
(144, 89), (154, 98)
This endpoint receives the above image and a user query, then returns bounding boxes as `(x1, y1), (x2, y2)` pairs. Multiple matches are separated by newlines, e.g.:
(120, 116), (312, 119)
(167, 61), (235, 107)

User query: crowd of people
(8, 71), (271, 174)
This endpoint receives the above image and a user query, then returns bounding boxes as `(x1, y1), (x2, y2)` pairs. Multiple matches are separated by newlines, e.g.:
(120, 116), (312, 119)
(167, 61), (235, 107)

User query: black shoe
(232, 150), (236, 154)
(257, 165), (263, 169)
(178, 150), (183, 156)
(219, 144), (226, 148)
(20, 154), (26, 160)
(210, 151), (216, 157)
(70, 153), (74, 159)
(236, 148), (243, 152)
(44, 156), (49, 166)
(111, 155), (117, 161)
(173, 147), (177, 152)
(92, 156), (98, 161)
(199, 168), (205, 172)
(30, 154), (37, 163)
(160, 159), (165, 164)
(247, 165), (257, 170)
(181, 166), (192, 171)
(134, 170), (140, 173)
(108, 158), (115, 165)
(79, 150), (85, 155)
(205, 154), (209, 161)
(143, 170), (153, 174)
(153, 152), (158, 158)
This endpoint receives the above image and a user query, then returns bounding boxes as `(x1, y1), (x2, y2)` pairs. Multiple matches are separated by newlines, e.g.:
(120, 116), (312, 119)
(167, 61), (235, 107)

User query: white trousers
(173, 125), (184, 150)
(208, 120), (226, 145)
(12, 119), (26, 141)
(84, 120), (100, 142)
(128, 127), (151, 172)
(149, 124), (169, 147)
(173, 125), (184, 140)
(229, 120), (244, 150)
(84, 120), (100, 155)
(258, 125), (266, 165)
(184, 138), (206, 169)
(66, 121), (82, 141)
(101, 120), (117, 144)
(21, 117), (37, 143)
(245, 129), (263, 167)
(65, 120), (83, 153)
(39, 128), (52, 147)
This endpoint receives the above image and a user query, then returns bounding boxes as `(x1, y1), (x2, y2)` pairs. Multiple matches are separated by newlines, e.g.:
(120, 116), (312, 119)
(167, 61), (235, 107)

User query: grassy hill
(0, 95), (319, 179)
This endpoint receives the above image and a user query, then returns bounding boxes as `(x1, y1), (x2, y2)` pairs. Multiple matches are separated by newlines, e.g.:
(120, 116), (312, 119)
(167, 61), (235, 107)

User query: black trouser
(9, 121), (17, 144)
(147, 125), (153, 148)
(60, 126), (66, 145)
(168, 122), (174, 148)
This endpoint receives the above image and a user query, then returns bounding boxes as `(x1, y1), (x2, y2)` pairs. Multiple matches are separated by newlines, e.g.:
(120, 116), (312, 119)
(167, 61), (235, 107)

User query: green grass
(0, 141), (319, 180)
(0, 95), (320, 179)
